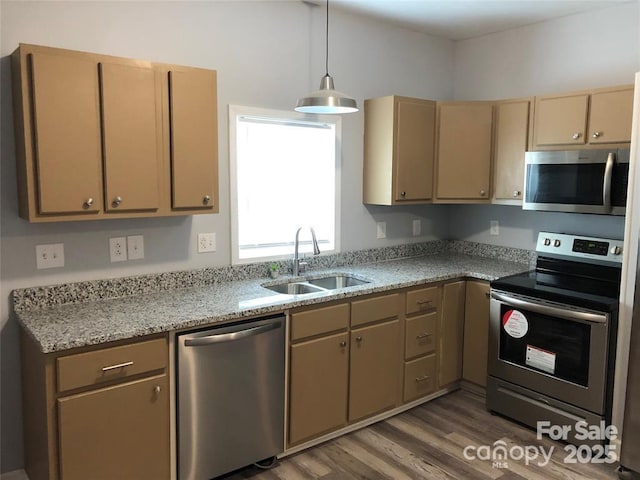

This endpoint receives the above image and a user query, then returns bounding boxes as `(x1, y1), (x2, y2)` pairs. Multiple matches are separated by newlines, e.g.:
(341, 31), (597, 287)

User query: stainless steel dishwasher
(176, 314), (285, 480)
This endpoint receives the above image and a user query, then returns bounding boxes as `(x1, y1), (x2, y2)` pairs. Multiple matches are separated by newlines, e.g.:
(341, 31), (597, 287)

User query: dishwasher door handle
(184, 321), (281, 346)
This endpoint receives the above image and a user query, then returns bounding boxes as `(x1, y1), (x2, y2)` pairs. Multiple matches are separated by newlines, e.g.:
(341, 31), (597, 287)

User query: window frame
(228, 104), (342, 265)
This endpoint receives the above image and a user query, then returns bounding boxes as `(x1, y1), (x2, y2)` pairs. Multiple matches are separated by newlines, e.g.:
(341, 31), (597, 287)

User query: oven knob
(611, 246), (623, 255)
(554, 239), (561, 247)
(543, 238), (551, 246)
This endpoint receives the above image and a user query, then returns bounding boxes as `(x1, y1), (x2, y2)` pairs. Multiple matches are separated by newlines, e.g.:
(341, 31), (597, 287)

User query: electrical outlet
(412, 219), (421, 236)
(198, 233), (216, 253)
(376, 222), (387, 239)
(109, 237), (127, 262)
(35, 243), (65, 269)
(490, 220), (499, 236)
(127, 235), (144, 260)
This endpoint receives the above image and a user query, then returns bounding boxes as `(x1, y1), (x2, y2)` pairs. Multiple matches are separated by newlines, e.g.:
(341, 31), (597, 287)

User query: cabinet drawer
(351, 293), (400, 328)
(406, 286), (440, 315)
(403, 354), (436, 403)
(405, 313), (437, 359)
(57, 338), (167, 392)
(291, 303), (349, 341)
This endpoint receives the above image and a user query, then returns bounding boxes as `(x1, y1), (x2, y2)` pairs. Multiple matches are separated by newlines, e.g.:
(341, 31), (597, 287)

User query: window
(229, 105), (341, 264)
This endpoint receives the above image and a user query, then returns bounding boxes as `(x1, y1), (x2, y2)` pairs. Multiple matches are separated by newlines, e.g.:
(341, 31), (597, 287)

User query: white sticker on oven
(526, 345), (556, 374)
(502, 309), (528, 338)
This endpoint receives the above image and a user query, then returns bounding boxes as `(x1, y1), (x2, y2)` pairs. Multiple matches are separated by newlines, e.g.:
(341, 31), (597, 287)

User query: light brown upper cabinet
(363, 96), (436, 205)
(11, 43), (218, 222)
(167, 68), (218, 210)
(532, 85), (633, 149)
(25, 50), (104, 216)
(435, 102), (493, 202)
(100, 61), (161, 213)
(493, 98), (532, 203)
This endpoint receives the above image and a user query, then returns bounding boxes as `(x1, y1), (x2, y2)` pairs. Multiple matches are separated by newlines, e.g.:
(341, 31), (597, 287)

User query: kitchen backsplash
(12, 240), (535, 312)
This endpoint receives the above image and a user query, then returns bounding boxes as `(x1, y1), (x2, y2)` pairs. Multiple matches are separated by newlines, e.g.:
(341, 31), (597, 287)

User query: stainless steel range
(487, 232), (623, 446)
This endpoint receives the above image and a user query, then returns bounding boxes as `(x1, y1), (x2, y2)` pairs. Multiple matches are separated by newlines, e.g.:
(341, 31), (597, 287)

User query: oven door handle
(603, 152), (614, 211)
(490, 291), (607, 324)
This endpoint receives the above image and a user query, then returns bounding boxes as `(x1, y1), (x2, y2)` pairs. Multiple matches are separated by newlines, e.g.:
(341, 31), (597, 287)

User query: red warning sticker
(502, 309), (528, 338)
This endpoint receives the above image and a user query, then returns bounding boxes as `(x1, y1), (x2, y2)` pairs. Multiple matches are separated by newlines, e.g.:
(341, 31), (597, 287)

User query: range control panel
(536, 232), (623, 264)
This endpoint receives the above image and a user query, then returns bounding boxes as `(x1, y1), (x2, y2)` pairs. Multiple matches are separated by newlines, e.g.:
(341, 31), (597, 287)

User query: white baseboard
(1, 470), (28, 480)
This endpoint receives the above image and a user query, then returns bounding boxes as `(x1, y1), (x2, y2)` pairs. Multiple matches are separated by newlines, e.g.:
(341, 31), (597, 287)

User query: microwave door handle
(603, 152), (614, 211)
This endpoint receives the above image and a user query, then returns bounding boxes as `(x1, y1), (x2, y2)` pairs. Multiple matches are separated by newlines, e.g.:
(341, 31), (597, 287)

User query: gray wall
(0, 1), (453, 472)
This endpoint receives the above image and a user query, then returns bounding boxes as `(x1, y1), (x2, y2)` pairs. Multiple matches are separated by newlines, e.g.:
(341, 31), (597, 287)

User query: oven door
(523, 149), (628, 215)
(488, 289), (610, 414)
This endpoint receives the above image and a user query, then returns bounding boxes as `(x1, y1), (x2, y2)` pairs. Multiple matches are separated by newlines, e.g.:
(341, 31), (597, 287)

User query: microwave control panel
(536, 232), (623, 264)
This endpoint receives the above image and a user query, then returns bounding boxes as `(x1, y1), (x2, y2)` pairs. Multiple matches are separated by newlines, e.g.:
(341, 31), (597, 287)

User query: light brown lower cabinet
(21, 334), (170, 480)
(462, 281), (491, 387)
(288, 332), (349, 445)
(439, 281), (466, 387)
(58, 375), (169, 480)
(349, 319), (401, 422)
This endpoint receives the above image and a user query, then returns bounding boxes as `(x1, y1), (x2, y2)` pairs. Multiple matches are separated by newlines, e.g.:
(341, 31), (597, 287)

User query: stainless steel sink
(264, 282), (325, 295)
(262, 274), (370, 296)
(307, 275), (369, 289)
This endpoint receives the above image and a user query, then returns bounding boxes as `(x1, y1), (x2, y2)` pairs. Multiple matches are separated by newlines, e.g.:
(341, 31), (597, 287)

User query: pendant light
(295, 0), (358, 114)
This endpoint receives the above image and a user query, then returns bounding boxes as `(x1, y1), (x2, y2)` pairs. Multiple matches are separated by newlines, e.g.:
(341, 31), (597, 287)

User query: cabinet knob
(355, 336), (363, 343)
(154, 385), (161, 395)
(339, 341), (347, 347)
(112, 196), (123, 207)
(400, 191), (406, 198)
(513, 190), (521, 198)
(203, 195), (211, 205)
(480, 190), (486, 196)
(592, 131), (601, 139)
(572, 132), (581, 140)
(83, 198), (94, 209)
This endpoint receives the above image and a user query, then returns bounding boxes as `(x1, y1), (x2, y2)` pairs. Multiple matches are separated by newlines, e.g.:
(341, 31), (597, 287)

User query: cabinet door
(289, 332), (349, 445)
(30, 51), (102, 214)
(100, 62), (160, 212)
(169, 69), (218, 210)
(349, 319), (401, 422)
(494, 100), (530, 201)
(436, 103), (493, 200)
(58, 374), (169, 480)
(533, 94), (588, 147)
(588, 88), (634, 144)
(439, 281), (466, 387)
(462, 281), (490, 387)
(394, 98), (435, 201)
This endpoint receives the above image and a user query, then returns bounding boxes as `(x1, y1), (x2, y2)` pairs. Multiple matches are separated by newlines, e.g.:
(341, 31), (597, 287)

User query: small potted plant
(269, 263), (280, 279)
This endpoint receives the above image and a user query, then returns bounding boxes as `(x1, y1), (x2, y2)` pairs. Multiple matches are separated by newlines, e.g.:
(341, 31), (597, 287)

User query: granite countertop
(15, 251), (531, 354)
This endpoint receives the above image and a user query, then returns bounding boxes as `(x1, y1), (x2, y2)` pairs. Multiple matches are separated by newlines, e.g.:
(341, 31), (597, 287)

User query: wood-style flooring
(222, 389), (619, 480)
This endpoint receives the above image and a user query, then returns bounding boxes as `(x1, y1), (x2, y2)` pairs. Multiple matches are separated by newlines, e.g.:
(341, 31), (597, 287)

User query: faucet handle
(297, 261), (308, 274)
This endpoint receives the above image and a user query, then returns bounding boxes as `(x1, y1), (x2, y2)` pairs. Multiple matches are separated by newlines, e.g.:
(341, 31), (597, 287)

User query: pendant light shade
(295, 0), (358, 114)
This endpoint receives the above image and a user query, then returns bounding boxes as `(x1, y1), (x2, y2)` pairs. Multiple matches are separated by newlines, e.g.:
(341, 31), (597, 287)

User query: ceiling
(321, 0), (634, 40)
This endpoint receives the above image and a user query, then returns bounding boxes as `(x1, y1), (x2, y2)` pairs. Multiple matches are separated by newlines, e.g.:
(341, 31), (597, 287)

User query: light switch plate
(412, 219), (421, 236)
(490, 220), (499, 236)
(127, 235), (144, 260)
(36, 243), (65, 269)
(376, 222), (387, 239)
(198, 233), (216, 253)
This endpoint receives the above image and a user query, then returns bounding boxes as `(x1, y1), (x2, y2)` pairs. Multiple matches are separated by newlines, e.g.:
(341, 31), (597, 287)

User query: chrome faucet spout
(293, 226), (321, 276)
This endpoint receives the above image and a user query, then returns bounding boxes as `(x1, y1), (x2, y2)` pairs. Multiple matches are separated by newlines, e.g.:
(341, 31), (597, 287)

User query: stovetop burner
(491, 232), (623, 312)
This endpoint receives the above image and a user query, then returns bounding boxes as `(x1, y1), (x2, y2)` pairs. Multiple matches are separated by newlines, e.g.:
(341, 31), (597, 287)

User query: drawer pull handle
(101, 361), (134, 372)
(415, 375), (430, 383)
(416, 333), (432, 339)
(417, 300), (433, 307)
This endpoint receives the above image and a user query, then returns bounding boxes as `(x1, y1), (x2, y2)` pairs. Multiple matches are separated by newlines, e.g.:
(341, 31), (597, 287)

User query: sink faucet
(293, 227), (321, 276)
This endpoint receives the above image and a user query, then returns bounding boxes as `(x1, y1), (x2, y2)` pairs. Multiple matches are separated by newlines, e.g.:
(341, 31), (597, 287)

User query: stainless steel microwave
(523, 149), (629, 215)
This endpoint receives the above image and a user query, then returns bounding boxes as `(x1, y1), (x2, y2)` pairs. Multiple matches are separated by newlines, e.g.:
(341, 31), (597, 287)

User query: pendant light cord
(325, 0), (329, 75)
